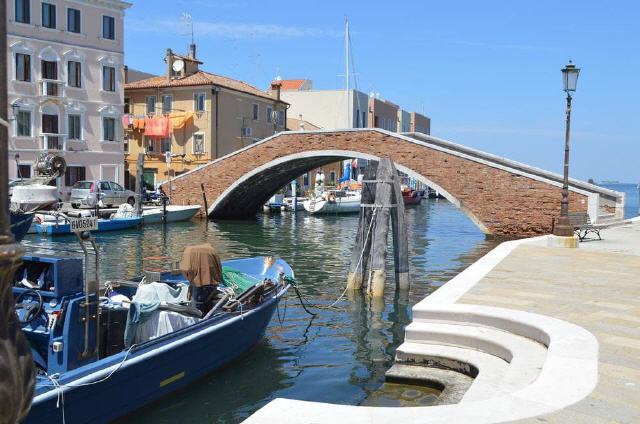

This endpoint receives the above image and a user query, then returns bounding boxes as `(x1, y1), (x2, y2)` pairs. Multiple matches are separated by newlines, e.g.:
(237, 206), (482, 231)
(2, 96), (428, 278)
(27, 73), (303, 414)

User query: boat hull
(303, 198), (361, 214)
(25, 290), (285, 424)
(10, 211), (35, 241)
(142, 205), (201, 224)
(36, 217), (141, 235)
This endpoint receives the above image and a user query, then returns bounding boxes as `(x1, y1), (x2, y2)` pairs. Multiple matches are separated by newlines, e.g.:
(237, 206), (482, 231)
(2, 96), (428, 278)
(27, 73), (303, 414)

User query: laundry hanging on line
(144, 116), (170, 138)
(168, 112), (195, 129)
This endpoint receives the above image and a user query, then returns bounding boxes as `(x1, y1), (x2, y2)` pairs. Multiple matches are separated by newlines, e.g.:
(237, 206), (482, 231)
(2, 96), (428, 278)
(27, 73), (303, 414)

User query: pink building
(6, 0), (131, 199)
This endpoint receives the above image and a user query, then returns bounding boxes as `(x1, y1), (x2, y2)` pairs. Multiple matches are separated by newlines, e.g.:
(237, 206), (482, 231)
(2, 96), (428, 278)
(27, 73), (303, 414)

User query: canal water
(23, 199), (498, 423)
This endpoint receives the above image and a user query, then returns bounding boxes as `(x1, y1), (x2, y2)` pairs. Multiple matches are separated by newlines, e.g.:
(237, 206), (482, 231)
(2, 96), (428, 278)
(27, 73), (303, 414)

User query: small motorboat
(112, 203), (201, 224)
(402, 187), (425, 205)
(35, 212), (141, 235)
(303, 189), (361, 214)
(16, 239), (292, 424)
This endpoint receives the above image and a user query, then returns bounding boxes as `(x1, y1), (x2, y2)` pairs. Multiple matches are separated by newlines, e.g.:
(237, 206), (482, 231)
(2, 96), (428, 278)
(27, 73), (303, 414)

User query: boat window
(73, 181), (91, 189)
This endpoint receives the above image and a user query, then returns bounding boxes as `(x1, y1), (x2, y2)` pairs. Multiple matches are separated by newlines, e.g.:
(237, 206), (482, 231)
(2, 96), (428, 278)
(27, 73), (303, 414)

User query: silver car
(70, 180), (136, 208)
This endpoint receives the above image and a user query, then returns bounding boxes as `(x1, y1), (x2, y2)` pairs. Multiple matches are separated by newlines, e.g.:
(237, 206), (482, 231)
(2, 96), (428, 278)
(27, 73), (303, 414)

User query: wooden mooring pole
(347, 158), (410, 297)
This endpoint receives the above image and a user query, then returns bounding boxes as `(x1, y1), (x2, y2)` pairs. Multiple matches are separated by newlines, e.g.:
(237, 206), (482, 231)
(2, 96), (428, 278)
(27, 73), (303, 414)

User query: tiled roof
(279, 79), (307, 91)
(125, 71), (286, 103)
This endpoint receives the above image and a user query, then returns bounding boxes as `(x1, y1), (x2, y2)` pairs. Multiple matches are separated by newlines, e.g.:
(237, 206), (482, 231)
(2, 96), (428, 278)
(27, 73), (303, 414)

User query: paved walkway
(460, 221), (640, 423)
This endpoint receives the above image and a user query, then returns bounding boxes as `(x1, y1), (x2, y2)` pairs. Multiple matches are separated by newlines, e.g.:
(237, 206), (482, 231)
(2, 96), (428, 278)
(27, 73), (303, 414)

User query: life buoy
(328, 193), (336, 202)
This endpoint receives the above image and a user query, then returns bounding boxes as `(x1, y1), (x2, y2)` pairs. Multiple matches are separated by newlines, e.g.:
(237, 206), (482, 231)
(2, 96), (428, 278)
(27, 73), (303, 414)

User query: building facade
(410, 111), (430, 134)
(6, 0), (131, 198)
(280, 87), (369, 129)
(123, 47), (288, 190)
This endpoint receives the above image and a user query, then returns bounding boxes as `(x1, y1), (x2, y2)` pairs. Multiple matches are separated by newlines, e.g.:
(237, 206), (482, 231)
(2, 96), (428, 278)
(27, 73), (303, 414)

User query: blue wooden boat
(36, 216), (141, 235)
(10, 210), (35, 241)
(15, 250), (292, 423)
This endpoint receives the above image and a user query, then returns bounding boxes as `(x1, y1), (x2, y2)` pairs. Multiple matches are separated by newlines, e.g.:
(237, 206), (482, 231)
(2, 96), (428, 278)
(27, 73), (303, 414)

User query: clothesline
(123, 111), (196, 137)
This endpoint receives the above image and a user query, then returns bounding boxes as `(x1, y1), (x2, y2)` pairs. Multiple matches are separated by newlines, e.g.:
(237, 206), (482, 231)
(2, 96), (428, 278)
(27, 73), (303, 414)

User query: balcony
(40, 134), (65, 151)
(39, 79), (65, 98)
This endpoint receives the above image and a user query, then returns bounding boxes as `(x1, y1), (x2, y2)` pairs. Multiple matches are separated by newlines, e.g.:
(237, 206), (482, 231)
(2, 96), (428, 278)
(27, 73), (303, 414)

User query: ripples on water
(23, 200), (497, 423)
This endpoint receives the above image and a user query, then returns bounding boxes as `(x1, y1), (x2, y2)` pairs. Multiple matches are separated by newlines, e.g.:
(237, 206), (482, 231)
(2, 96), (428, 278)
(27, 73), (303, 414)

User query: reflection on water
(22, 199), (497, 423)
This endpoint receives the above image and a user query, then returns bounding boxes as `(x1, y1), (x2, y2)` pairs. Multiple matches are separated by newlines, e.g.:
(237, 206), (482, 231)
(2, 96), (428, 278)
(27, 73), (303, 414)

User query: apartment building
(280, 87), (369, 129)
(7, 0), (131, 198)
(411, 111), (431, 134)
(123, 46), (288, 190)
(368, 95), (398, 132)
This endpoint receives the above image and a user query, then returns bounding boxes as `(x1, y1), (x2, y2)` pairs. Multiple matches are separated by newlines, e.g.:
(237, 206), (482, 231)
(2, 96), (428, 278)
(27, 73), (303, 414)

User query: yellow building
(123, 45), (288, 190)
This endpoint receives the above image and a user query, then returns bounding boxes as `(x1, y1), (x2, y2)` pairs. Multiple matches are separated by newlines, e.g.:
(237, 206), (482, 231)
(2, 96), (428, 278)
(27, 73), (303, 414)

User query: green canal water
(23, 199), (498, 423)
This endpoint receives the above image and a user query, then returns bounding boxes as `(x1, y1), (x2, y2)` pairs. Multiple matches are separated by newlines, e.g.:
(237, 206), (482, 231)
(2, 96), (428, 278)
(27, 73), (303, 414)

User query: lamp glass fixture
(562, 61), (580, 92)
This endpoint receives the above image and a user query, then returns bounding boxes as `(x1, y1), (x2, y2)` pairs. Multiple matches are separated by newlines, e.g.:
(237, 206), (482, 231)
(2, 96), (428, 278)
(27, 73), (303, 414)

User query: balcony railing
(40, 133), (65, 151)
(39, 79), (65, 98)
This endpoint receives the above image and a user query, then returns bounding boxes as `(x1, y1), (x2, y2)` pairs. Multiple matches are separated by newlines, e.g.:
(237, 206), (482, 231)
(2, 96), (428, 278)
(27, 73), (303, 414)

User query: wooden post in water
(391, 166), (410, 290)
(367, 159), (394, 297)
(135, 153), (144, 217)
(347, 162), (377, 290)
(200, 183), (209, 220)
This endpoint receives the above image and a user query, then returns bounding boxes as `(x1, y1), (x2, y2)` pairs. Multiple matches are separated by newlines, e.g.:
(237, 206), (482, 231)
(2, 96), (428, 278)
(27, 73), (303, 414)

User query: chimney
(165, 48), (173, 82)
(189, 43), (197, 59)
(124, 65), (129, 84)
(270, 77), (282, 101)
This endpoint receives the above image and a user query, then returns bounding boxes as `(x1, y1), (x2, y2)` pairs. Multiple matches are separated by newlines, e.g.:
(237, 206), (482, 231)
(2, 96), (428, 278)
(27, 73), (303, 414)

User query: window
(67, 61), (81, 87)
(68, 114), (81, 140)
(102, 66), (115, 91)
(67, 8), (80, 33)
(355, 109), (360, 128)
(102, 16), (115, 40)
(146, 96), (156, 114)
(303, 173), (309, 186)
(362, 111), (366, 127)
(124, 98), (130, 114)
(123, 136), (129, 153)
(65, 166), (85, 187)
(329, 171), (336, 183)
(161, 95), (172, 113)
(252, 103), (259, 120)
(16, 110), (31, 137)
(277, 110), (285, 126)
(266, 106), (273, 123)
(193, 133), (205, 154)
(15, 0), (30, 24)
(41, 3), (56, 29)
(241, 127), (252, 137)
(17, 164), (31, 179)
(103, 117), (116, 141)
(194, 93), (205, 112)
(161, 138), (171, 153)
(15, 53), (30, 81)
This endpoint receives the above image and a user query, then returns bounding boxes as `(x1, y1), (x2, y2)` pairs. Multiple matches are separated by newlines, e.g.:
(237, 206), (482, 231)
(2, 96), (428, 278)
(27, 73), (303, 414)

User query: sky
(124, 0), (640, 182)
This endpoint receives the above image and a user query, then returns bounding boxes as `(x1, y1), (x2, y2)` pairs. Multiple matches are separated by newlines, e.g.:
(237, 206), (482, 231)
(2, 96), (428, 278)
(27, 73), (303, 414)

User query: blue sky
(125, 0), (639, 182)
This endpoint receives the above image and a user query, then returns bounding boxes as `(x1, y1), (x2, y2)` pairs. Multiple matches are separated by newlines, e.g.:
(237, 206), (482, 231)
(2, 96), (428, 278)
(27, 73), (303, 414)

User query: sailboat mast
(345, 18), (350, 128)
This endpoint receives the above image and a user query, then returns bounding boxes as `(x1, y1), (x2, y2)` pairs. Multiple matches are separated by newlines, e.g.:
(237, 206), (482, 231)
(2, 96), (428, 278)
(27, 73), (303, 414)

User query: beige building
(6, 0), (131, 198)
(123, 46), (288, 190)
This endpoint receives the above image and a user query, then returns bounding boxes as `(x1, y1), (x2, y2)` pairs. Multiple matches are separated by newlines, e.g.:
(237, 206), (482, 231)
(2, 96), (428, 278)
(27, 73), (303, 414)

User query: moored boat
(402, 188), (425, 205)
(16, 243), (292, 423)
(35, 215), (141, 235)
(303, 190), (361, 214)
(10, 210), (35, 241)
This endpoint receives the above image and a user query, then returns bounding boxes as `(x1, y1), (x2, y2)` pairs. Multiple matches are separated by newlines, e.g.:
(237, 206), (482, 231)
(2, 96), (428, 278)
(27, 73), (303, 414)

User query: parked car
(70, 180), (136, 208)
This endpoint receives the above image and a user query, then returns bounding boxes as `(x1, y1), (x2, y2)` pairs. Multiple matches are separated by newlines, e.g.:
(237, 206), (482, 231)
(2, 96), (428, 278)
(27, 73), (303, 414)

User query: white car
(70, 180), (136, 208)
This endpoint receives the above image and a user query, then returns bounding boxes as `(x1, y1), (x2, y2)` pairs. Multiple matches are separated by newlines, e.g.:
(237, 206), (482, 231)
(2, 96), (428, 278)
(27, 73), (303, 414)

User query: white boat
(141, 205), (201, 224)
(113, 204), (201, 224)
(303, 190), (361, 214)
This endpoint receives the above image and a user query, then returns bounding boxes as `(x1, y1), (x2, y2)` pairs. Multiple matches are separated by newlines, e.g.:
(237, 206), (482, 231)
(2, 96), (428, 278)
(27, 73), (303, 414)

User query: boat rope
(285, 207), (379, 313)
(44, 343), (138, 423)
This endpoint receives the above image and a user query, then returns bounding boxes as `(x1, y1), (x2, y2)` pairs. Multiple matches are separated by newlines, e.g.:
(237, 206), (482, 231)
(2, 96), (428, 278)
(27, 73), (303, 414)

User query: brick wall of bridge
(165, 130), (588, 238)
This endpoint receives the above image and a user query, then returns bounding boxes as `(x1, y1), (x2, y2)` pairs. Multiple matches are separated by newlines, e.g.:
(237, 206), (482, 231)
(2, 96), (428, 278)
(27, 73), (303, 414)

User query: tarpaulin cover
(179, 244), (222, 287)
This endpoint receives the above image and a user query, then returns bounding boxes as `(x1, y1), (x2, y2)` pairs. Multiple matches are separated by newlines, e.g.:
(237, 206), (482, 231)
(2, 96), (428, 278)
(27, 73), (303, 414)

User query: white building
(281, 88), (370, 130)
(6, 0), (131, 199)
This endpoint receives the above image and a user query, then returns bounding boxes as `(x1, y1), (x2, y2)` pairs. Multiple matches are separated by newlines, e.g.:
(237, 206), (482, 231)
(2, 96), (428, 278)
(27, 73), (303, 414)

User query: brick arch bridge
(166, 129), (624, 237)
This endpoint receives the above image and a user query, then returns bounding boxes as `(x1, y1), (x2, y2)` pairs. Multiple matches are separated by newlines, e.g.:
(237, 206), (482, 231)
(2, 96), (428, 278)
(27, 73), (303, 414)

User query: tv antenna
(181, 13), (194, 44)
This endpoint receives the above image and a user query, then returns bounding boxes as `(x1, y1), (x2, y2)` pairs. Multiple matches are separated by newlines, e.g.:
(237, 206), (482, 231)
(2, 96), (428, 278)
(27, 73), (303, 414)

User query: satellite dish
(172, 60), (185, 72)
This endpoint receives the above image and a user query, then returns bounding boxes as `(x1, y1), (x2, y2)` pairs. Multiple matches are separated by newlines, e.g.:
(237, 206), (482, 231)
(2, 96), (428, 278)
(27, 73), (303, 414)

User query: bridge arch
(166, 129), (623, 238)
(209, 149), (489, 233)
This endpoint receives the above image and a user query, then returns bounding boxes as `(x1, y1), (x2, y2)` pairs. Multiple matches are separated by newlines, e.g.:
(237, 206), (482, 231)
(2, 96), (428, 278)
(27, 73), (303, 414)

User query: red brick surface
(166, 131), (588, 237)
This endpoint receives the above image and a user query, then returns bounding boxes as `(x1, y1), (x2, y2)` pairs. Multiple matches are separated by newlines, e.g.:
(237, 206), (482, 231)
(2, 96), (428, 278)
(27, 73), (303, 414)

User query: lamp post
(553, 60), (580, 237)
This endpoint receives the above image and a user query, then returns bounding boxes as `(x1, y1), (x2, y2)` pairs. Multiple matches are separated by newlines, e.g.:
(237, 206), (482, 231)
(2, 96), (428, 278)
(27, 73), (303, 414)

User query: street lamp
(553, 60), (581, 237)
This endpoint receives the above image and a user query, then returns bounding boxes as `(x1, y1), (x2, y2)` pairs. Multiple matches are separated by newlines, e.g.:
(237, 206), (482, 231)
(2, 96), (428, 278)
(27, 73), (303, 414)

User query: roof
(286, 117), (321, 131)
(279, 79), (308, 91)
(125, 71), (286, 103)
